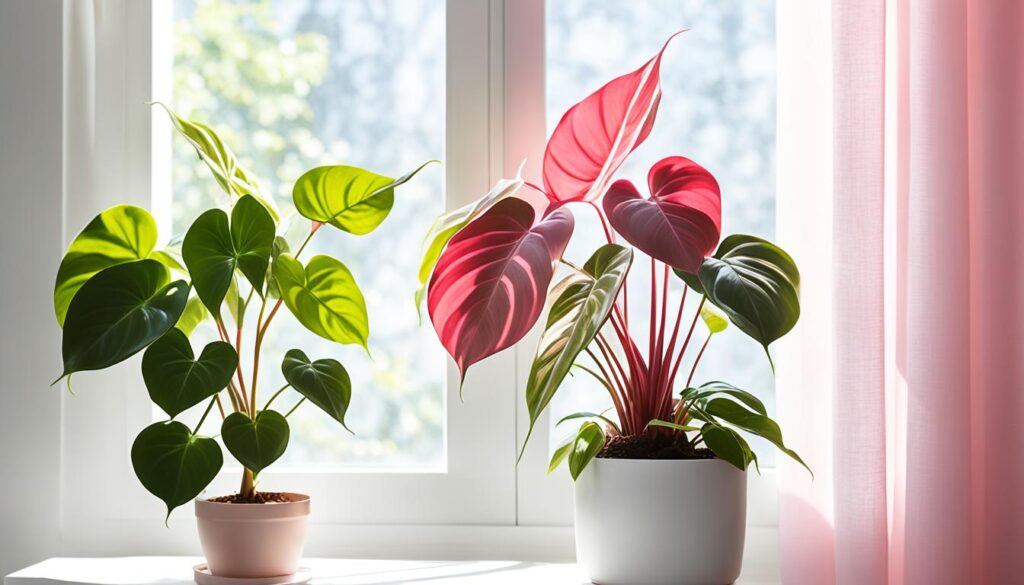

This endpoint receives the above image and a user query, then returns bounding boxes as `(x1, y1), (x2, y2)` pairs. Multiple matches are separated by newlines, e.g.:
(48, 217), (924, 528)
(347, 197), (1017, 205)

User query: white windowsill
(5, 551), (781, 585)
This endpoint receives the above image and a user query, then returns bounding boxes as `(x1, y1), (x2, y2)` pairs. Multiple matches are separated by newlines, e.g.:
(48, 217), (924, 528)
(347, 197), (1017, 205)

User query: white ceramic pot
(574, 458), (746, 585)
(195, 492), (310, 578)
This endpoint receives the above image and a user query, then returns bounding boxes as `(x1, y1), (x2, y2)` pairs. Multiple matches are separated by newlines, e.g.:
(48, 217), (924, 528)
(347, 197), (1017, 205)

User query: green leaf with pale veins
(293, 161), (437, 236)
(281, 349), (352, 431)
(59, 260), (189, 380)
(153, 102), (279, 220)
(221, 410), (289, 476)
(142, 328), (237, 418)
(274, 254), (369, 349)
(131, 421), (222, 519)
(568, 421), (606, 481)
(522, 244), (632, 454)
(414, 172), (525, 314)
(697, 234), (800, 366)
(182, 195), (275, 313)
(54, 205), (157, 326)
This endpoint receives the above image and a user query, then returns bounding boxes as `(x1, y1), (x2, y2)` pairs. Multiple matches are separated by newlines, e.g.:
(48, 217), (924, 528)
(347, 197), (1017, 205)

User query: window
(59, 0), (778, 557)
(162, 0), (446, 469)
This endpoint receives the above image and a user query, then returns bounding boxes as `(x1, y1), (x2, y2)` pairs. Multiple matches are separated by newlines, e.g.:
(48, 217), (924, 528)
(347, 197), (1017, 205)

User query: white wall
(0, 0), (64, 576)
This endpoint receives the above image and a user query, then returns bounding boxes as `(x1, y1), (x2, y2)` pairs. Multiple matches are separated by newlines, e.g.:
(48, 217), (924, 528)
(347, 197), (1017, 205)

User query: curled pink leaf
(603, 156), (721, 274)
(427, 197), (575, 380)
(542, 32), (683, 204)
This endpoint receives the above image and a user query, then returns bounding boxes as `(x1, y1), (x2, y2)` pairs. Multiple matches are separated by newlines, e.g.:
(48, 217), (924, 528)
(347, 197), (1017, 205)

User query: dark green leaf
(131, 421), (222, 519)
(274, 254), (369, 349)
(182, 195), (275, 313)
(142, 328), (237, 418)
(59, 260), (189, 379)
(281, 349), (352, 431)
(524, 244), (632, 451)
(54, 205), (157, 326)
(415, 174), (524, 314)
(698, 234), (801, 364)
(692, 381), (768, 416)
(704, 397), (811, 475)
(700, 422), (748, 471)
(672, 267), (704, 294)
(293, 161), (436, 235)
(221, 410), (289, 476)
(569, 421), (607, 481)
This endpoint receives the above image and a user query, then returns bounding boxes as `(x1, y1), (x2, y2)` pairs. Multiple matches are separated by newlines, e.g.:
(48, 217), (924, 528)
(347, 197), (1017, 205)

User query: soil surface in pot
(208, 492), (291, 504)
(599, 433), (715, 460)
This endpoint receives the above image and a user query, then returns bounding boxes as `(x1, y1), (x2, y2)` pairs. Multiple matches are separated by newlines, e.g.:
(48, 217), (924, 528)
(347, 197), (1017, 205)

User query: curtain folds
(777, 1), (1024, 584)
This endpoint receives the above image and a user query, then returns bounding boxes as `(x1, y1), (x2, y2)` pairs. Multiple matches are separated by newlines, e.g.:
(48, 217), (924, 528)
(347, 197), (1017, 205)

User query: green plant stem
(249, 297), (269, 415)
(690, 431), (704, 448)
(240, 468), (255, 499)
(284, 397), (306, 418)
(192, 396), (217, 434)
(263, 383), (289, 411)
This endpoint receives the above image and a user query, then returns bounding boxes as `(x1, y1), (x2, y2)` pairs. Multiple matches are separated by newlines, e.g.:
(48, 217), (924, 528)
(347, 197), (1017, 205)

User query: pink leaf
(603, 156), (721, 274)
(427, 197), (575, 380)
(542, 32), (682, 204)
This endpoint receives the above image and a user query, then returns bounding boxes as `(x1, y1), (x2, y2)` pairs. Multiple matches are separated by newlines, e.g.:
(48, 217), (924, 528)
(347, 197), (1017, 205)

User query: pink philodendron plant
(418, 33), (808, 478)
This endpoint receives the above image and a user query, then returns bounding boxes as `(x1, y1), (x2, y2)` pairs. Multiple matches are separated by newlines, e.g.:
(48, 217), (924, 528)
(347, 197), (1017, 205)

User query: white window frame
(58, 0), (777, 560)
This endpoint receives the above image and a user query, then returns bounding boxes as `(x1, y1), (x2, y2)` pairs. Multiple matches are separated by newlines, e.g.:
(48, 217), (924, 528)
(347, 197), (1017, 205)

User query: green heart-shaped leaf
(183, 195), (275, 313)
(697, 234), (800, 364)
(59, 260), (189, 379)
(154, 102), (279, 220)
(266, 235), (291, 299)
(415, 173), (524, 314)
(699, 303), (729, 334)
(221, 410), (289, 476)
(293, 161), (435, 235)
(142, 328), (237, 418)
(524, 244), (632, 452)
(281, 349), (352, 430)
(54, 205), (157, 326)
(131, 420), (223, 519)
(274, 254), (369, 349)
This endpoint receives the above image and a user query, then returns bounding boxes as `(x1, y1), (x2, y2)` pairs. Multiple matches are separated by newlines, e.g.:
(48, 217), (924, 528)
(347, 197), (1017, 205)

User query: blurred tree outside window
(167, 0), (445, 468)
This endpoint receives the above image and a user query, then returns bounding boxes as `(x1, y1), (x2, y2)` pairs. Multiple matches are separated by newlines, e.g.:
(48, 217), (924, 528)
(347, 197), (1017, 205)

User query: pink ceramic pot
(195, 493), (310, 578)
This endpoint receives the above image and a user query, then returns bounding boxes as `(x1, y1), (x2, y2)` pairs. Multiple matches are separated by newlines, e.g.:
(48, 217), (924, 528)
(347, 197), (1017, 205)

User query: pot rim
(195, 492), (310, 520)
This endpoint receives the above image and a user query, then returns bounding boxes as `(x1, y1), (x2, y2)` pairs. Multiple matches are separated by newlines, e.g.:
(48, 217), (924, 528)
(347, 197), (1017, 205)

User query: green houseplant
(52, 104), (433, 578)
(418, 33), (806, 585)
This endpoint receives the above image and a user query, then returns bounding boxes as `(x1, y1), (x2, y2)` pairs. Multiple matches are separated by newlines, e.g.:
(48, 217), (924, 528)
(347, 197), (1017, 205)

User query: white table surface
(5, 557), (781, 585)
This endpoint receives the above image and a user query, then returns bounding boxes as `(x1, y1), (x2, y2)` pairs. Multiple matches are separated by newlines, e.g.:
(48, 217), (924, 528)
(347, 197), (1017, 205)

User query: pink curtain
(777, 1), (1024, 584)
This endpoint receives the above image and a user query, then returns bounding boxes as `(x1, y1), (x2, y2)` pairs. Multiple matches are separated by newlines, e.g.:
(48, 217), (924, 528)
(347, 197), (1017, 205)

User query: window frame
(57, 0), (778, 559)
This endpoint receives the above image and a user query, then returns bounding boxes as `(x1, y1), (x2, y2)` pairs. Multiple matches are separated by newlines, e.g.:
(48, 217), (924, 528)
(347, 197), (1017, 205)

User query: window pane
(165, 0), (445, 468)
(545, 1), (778, 463)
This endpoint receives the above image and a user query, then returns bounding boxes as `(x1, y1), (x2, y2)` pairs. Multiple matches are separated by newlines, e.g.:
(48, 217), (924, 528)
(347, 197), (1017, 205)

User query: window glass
(166, 0), (445, 468)
(545, 0), (778, 462)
